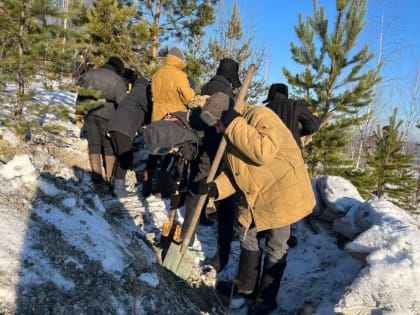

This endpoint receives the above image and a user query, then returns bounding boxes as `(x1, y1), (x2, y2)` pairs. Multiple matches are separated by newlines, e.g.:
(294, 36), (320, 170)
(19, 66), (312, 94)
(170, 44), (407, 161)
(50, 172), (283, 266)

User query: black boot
(141, 169), (153, 198)
(156, 170), (172, 198)
(199, 207), (214, 226)
(112, 179), (136, 198)
(211, 199), (235, 272)
(216, 249), (261, 297)
(209, 245), (230, 272)
(287, 234), (298, 248)
(248, 255), (287, 315)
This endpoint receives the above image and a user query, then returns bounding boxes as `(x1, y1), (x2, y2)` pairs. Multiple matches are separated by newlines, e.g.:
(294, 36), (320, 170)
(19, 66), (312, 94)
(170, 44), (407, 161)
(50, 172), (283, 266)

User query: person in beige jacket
(151, 47), (196, 122)
(143, 47), (196, 197)
(198, 92), (316, 315)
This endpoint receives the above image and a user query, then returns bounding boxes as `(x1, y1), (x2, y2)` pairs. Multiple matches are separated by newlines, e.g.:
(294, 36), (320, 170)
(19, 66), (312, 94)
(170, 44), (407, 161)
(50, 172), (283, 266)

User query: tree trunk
(16, 0), (26, 117)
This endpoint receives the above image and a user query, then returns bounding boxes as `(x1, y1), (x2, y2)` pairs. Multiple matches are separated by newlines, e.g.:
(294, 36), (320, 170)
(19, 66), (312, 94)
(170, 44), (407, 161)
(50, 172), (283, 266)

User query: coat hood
(165, 54), (186, 70)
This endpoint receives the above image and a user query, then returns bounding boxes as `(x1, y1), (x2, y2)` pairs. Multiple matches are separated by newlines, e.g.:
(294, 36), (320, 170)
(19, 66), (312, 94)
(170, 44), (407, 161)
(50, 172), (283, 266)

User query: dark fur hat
(216, 58), (241, 88)
(263, 83), (289, 103)
(106, 57), (125, 75)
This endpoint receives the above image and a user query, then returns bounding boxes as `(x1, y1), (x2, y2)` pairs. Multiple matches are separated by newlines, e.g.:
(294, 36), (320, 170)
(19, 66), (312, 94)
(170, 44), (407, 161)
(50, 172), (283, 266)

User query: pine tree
(136, 0), (218, 65)
(0, 0), (75, 118)
(185, 1), (268, 102)
(82, 0), (216, 76)
(29, 0), (84, 85)
(84, 0), (144, 69)
(283, 0), (381, 176)
(365, 109), (417, 210)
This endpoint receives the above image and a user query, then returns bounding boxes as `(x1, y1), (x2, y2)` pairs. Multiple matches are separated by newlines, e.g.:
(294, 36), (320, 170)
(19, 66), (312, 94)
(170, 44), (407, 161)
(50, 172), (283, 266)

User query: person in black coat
(201, 58), (241, 98)
(264, 83), (321, 248)
(180, 58), (241, 272)
(108, 76), (152, 197)
(264, 83), (321, 149)
(78, 57), (128, 186)
(143, 110), (204, 208)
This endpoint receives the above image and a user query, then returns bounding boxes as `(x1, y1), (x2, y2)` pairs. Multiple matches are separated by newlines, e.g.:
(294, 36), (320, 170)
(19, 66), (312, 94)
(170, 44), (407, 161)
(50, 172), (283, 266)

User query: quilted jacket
(214, 104), (315, 232)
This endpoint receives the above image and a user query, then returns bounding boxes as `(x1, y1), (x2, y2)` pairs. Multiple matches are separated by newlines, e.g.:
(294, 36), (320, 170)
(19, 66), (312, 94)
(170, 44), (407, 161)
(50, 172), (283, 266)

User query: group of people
(75, 47), (320, 314)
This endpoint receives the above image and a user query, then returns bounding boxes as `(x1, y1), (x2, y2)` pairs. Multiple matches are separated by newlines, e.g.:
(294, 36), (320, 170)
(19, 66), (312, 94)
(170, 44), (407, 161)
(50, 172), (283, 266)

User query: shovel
(162, 64), (256, 280)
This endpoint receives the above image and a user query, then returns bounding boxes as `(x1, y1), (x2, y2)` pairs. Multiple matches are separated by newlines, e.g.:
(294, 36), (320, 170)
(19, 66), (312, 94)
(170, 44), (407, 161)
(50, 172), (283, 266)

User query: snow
(0, 86), (419, 314)
(138, 272), (160, 288)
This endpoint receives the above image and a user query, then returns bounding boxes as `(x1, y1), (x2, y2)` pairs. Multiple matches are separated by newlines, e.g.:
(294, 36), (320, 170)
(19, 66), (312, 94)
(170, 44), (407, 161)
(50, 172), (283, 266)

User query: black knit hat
(216, 58), (241, 88)
(106, 57), (124, 75)
(263, 83), (289, 103)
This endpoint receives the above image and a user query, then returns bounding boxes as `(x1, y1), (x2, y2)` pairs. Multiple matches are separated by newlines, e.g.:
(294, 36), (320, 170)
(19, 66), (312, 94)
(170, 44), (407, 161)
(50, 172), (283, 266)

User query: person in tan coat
(198, 92), (316, 315)
(143, 47), (196, 197)
(150, 47), (196, 122)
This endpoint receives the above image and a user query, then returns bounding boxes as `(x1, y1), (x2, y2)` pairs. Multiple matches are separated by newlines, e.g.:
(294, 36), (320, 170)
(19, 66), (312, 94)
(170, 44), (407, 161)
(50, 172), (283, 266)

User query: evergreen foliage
(283, 0), (381, 177)
(85, 0), (148, 71)
(136, 0), (218, 59)
(0, 0), (83, 118)
(82, 0), (217, 77)
(363, 109), (417, 210)
(185, 2), (268, 103)
(74, 87), (105, 116)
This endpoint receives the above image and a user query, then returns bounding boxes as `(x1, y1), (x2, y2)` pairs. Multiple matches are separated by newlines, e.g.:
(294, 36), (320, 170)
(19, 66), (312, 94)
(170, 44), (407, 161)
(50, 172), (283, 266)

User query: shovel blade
(162, 242), (196, 280)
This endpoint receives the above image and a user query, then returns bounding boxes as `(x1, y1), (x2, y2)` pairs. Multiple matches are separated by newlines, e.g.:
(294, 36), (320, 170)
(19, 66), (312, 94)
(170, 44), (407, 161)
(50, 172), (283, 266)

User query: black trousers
(214, 196), (236, 249)
(85, 115), (113, 155)
(182, 192), (236, 248)
(109, 132), (133, 180)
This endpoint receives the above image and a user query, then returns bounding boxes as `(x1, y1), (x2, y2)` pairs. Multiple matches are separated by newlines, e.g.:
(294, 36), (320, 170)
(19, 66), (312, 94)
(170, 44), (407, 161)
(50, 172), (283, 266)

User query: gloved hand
(200, 92), (234, 126)
(197, 179), (219, 198)
(220, 106), (240, 127)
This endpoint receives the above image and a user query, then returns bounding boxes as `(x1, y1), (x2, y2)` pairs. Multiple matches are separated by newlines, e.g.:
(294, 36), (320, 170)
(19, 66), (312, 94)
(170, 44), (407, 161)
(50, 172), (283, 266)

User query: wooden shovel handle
(181, 64), (256, 253)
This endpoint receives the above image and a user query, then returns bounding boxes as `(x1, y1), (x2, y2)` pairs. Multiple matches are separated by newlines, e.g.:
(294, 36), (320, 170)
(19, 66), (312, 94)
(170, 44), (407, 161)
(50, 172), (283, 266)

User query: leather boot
(209, 245), (230, 272)
(236, 249), (262, 295)
(89, 153), (103, 184)
(248, 255), (287, 314)
(141, 169), (153, 198)
(216, 249), (261, 297)
(113, 179), (136, 198)
(104, 155), (115, 185)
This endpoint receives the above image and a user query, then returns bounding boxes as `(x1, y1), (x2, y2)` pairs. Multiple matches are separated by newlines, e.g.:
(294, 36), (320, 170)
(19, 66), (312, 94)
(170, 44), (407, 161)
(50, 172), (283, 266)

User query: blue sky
(234, 0), (420, 139)
(238, 0), (420, 83)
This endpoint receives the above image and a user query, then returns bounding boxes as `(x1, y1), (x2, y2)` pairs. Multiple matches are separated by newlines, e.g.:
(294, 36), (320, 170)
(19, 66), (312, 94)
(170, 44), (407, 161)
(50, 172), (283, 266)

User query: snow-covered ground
(0, 85), (419, 315)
